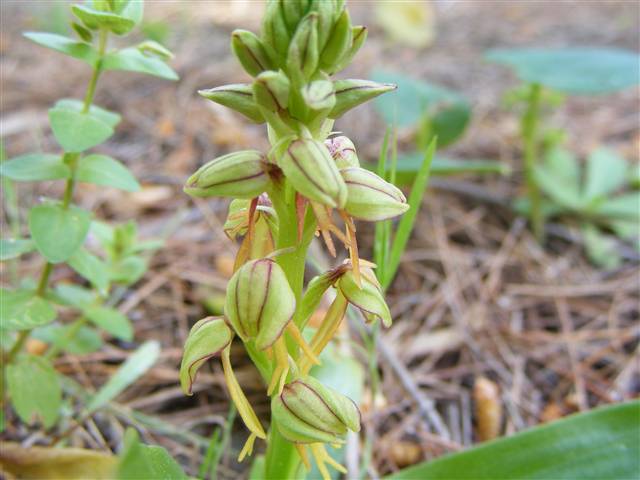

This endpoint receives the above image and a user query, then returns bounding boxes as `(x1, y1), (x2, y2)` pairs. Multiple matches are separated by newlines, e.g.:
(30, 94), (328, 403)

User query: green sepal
(330, 79), (396, 118)
(253, 70), (291, 112)
(287, 12), (319, 81)
(199, 84), (265, 123)
(232, 29), (274, 77)
(319, 8), (352, 71)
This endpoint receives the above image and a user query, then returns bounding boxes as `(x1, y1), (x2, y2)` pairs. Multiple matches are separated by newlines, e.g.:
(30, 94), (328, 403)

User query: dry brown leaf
(0, 443), (116, 480)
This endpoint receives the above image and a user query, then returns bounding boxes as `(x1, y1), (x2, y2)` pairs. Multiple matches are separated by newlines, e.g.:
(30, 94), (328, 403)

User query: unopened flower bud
(281, 0), (309, 33)
(287, 12), (319, 80)
(262, 0), (291, 62)
(330, 79), (396, 118)
(271, 376), (361, 444)
(330, 25), (367, 75)
(180, 317), (233, 395)
(199, 84), (264, 123)
(312, 0), (337, 53)
(225, 258), (295, 350)
(341, 167), (408, 221)
(184, 150), (270, 199)
(319, 8), (352, 71)
(325, 136), (359, 168)
(253, 70), (290, 112)
(336, 266), (392, 327)
(301, 80), (335, 112)
(279, 138), (347, 208)
(231, 29), (274, 77)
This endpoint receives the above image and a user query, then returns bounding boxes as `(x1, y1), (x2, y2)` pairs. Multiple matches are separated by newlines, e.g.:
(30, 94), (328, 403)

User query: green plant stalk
(522, 82), (543, 240)
(7, 28), (109, 363)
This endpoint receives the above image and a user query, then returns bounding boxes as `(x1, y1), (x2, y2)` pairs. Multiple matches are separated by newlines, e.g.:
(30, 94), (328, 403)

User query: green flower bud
(287, 12), (319, 80)
(184, 150), (270, 199)
(325, 135), (359, 168)
(312, 0), (336, 53)
(319, 8), (352, 71)
(281, 0), (310, 33)
(231, 29), (274, 77)
(330, 25), (367, 74)
(302, 80), (335, 112)
(336, 265), (392, 327)
(330, 79), (396, 118)
(199, 84), (265, 123)
(341, 167), (408, 221)
(262, 0), (291, 63)
(253, 70), (291, 112)
(180, 317), (233, 395)
(225, 258), (296, 350)
(279, 138), (347, 208)
(271, 376), (361, 444)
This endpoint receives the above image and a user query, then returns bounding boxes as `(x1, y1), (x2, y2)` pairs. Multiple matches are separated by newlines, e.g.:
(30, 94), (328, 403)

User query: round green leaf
(0, 154), (70, 182)
(29, 203), (91, 263)
(486, 48), (640, 95)
(68, 247), (110, 295)
(55, 99), (121, 129)
(6, 355), (62, 429)
(76, 154), (140, 192)
(1, 289), (56, 331)
(49, 108), (114, 153)
(85, 306), (133, 341)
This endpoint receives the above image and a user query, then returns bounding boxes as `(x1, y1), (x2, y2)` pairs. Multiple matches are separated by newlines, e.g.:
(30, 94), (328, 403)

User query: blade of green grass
(374, 128), (392, 282)
(382, 138), (437, 290)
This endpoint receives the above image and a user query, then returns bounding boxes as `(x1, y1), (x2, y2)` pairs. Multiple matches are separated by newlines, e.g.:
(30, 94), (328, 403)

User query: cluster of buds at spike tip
(181, 1), (405, 478)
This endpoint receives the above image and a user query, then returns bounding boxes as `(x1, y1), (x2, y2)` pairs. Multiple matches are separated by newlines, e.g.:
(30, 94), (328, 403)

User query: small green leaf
(85, 306), (133, 341)
(119, 0), (144, 26)
(68, 247), (110, 295)
(29, 203), (91, 263)
(0, 154), (70, 181)
(72, 22), (93, 42)
(136, 40), (173, 61)
(110, 256), (147, 285)
(6, 355), (62, 428)
(386, 400), (640, 480)
(86, 341), (160, 413)
(49, 107), (114, 153)
(582, 224), (621, 269)
(34, 323), (103, 355)
(1, 289), (56, 331)
(55, 99), (121, 129)
(51, 284), (97, 309)
(597, 193), (640, 221)
(0, 238), (35, 261)
(534, 148), (583, 211)
(23, 32), (98, 65)
(486, 48), (640, 95)
(116, 428), (187, 480)
(103, 48), (179, 80)
(72, 5), (136, 35)
(583, 148), (628, 201)
(76, 154), (140, 192)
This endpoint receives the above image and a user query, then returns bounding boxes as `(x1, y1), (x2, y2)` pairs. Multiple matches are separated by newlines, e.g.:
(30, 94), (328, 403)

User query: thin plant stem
(522, 82), (544, 240)
(7, 28), (109, 361)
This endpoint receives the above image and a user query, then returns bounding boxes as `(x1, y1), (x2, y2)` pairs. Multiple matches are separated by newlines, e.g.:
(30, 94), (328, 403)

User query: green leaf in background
(0, 238), (35, 261)
(103, 48), (179, 80)
(34, 323), (103, 355)
(372, 69), (471, 148)
(72, 5), (135, 35)
(116, 428), (187, 480)
(23, 32), (98, 66)
(0, 154), (70, 181)
(581, 223), (621, 270)
(76, 154), (140, 192)
(85, 306), (133, 341)
(119, 0), (145, 27)
(86, 340), (160, 413)
(72, 22), (94, 43)
(386, 400), (640, 480)
(485, 48), (640, 95)
(596, 192), (640, 221)
(55, 99), (121, 129)
(533, 148), (583, 211)
(110, 256), (147, 285)
(68, 247), (110, 295)
(49, 107), (114, 153)
(29, 203), (91, 263)
(6, 355), (62, 429)
(583, 148), (629, 202)
(51, 284), (97, 309)
(1, 289), (56, 331)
